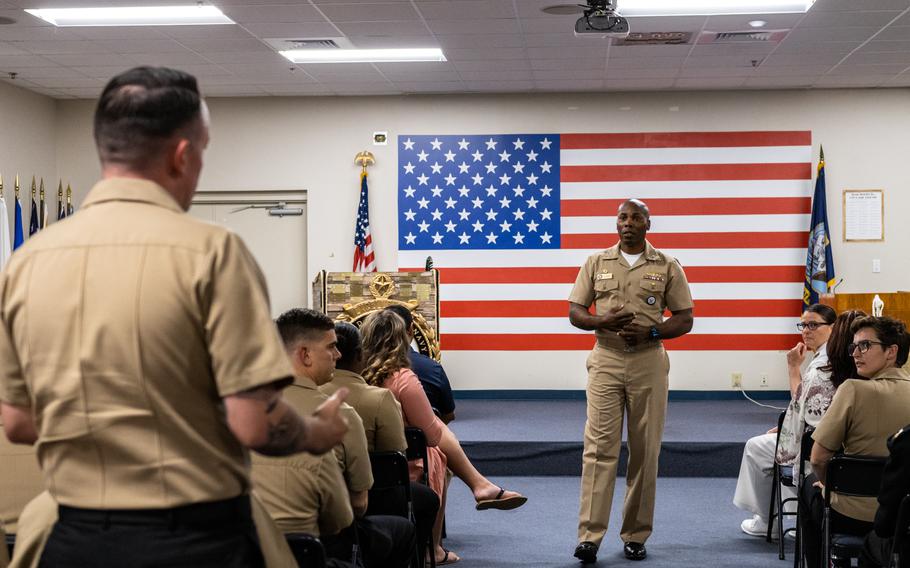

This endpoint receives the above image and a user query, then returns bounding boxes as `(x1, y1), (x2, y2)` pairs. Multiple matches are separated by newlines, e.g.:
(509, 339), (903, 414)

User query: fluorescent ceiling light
(618, 0), (815, 17)
(280, 48), (446, 64)
(25, 6), (235, 27)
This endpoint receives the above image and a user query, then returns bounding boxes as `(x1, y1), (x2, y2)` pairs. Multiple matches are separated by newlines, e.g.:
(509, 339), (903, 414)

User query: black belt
(58, 495), (252, 528)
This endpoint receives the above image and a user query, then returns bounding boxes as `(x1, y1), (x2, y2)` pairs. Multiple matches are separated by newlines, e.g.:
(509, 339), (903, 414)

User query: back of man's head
(94, 66), (201, 171)
(276, 308), (335, 348)
(334, 322), (362, 372)
(384, 304), (414, 329)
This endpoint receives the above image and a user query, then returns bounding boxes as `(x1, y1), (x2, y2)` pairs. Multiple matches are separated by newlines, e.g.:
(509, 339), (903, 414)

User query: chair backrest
(825, 455), (888, 504)
(285, 532), (327, 568)
(367, 451), (411, 519)
(798, 426), (816, 479)
(404, 427), (430, 486)
(893, 495), (910, 549)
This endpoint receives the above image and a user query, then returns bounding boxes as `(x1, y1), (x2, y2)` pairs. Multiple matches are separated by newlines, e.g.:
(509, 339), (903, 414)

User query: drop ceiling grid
(0, 0), (907, 97)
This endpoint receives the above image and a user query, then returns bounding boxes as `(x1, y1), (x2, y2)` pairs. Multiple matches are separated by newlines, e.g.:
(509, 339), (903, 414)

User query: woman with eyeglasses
(800, 316), (910, 568)
(734, 303), (839, 536)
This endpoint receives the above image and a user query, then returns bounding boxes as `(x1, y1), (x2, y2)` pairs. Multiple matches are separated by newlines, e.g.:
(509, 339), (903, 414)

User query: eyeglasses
(796, 322), (830, 331)
(848, 340), (885, 354)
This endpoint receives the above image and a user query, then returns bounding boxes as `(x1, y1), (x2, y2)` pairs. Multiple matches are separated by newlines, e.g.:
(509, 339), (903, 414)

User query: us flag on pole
(353, 172), (377, 272)
(398, 131), (813, 351)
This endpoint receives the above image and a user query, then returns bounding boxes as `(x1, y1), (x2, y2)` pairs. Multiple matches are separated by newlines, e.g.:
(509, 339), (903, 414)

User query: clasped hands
(599, 304), (649, 346)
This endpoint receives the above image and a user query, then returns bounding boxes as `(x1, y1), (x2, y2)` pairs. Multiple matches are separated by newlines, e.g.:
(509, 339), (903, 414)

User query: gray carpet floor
(450, 400), (785, 443)
(441, 476), (794, 567)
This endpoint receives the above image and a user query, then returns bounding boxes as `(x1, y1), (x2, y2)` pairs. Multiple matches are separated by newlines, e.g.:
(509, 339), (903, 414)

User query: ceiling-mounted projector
(575, 0), (630, 37)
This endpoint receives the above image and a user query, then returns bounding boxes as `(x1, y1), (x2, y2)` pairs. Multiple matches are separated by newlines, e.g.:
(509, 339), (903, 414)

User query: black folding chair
(368, 451), (430, 568)
(404, 427), (430, 486)
(823, 455), (888, 568)
(888, 494), (910, 568)
(794, 427), (816, 568)
(768, 411), (801, 559)
(285, 532), (327, 568)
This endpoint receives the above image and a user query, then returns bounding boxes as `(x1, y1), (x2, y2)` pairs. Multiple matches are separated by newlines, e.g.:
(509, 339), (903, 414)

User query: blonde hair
(360, 310), (412, 387)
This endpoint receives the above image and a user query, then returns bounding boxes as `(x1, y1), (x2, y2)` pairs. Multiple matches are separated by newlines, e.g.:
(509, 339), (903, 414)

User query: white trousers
(733, 433), (797, 520)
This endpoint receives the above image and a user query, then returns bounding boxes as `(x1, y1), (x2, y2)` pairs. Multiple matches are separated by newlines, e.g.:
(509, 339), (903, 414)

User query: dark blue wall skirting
(453, 389), (790, 401)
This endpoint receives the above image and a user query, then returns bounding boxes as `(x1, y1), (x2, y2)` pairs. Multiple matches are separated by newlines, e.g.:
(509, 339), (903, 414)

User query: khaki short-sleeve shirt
(251, 451), (353, 537)
(283, 377), (374, 493)
(568, 241), (694, 351)
(321, 370), (407, 454)
(813, 367), (910, 521)
(0, 179), (293, 509)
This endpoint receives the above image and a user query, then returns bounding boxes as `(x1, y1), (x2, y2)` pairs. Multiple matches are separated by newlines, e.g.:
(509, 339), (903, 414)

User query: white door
(189, 191), (307, 317)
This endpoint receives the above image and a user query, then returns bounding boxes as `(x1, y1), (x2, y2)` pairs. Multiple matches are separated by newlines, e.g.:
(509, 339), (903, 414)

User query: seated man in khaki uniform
(323, 321), (440, 563)
(256, 308), (416, 568)
(0, 66), (349, 567)
(252, 449), (355, 567)
(800, 316), (910, 568)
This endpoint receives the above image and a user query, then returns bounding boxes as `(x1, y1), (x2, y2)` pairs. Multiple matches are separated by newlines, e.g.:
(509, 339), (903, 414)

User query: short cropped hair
(334, 321), (362, 370)
(850, 316), (910, 367)
(804, 303), (837, 325)
(275, 308), (335, 348)
(384, 304), (414, 328)
(618, 199), (650, 218)
(94, 66), (202, 169)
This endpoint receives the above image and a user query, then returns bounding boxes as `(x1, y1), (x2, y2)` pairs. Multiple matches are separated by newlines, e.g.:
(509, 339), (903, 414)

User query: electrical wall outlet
(731, 373), (743, 388)
(760, 374), (769, 388)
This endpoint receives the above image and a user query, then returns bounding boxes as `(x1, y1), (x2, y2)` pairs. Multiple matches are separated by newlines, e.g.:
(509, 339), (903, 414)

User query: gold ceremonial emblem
(369, 273), (395, 300)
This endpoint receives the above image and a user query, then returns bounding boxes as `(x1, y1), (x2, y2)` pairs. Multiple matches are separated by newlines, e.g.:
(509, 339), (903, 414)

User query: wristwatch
(649, 326), (661, 341)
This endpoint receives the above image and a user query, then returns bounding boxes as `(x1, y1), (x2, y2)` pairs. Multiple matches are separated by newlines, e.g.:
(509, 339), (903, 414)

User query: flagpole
(66, 184), (74, 217)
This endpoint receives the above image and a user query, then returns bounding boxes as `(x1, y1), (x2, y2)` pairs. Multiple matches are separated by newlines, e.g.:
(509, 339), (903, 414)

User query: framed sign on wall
(843, 189), (884, 242)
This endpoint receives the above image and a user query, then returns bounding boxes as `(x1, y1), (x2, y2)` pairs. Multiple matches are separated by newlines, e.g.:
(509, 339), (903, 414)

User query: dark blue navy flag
(803, 147), (835, 307)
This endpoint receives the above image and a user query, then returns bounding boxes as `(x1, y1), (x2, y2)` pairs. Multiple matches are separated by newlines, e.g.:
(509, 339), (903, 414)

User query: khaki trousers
(577, 343), (669, 547)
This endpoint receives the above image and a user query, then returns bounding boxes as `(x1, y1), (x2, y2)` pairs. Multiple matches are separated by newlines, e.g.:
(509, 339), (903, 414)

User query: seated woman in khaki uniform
(800, 316), (910, 568)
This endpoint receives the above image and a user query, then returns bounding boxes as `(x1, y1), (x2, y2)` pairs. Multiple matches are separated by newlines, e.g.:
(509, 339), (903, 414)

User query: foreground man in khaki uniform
(569, 199), (694, 564)
(0, 66), (348, 567)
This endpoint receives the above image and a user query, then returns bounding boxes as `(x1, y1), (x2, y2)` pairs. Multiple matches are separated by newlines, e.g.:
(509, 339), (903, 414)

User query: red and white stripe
(399, 131), (812, 352)
(354, 229), (376, 272)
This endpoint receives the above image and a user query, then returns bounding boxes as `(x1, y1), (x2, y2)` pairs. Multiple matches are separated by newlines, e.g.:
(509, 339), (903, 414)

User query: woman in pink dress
(360, 310), (527, 565)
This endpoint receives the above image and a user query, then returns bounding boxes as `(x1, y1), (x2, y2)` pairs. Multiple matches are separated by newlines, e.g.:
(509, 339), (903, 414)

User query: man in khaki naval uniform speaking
(0, 66), (349, 567)
(570, 199), (694, 564)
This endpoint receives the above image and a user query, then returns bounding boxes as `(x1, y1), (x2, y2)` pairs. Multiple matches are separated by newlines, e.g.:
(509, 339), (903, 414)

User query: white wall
(54, 88), (910, 391)
(0, 81), (57, 246)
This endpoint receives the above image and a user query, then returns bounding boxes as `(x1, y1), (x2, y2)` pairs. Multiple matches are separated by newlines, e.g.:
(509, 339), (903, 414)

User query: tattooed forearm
(254, 403), (309, 457)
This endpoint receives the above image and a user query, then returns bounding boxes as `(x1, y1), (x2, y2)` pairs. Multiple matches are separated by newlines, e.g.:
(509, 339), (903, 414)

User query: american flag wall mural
(397, 131), (813, 352)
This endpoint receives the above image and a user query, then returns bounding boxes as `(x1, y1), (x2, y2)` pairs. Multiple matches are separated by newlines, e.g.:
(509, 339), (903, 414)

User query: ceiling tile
(462, 80), (535, 91)
(129, 51), (215, 66)
(394, 81), (468, 93)
(426, 18), (520, 35)
(435, 34), (524, 48)
(705, 13), (803, 30)
(842, 50), (910, 65)
(532, 68), (608, 81)
(872, 25), (910, 40)
(219, 4), (328, 24)
(453, 59), (530, 71)
(68, 27), (165, 41)
(607, 67), (680, 79)
(0, 53), (55, 67)
(382, 71), (462, 83)
(93, 39), (193, 54)
(743, 76), (814, 88)
(800, 9), (904, 28)
(175, 38), (269, 53)
(814, 0), (910, 11)
(242, 22), (343, 38)
(11, 39), (109, 55)
(604, 78), (675, 90)
(607, 57), (686, 69)
(417, 1), (516, 20)
(443, 47), (526, 61)
(752, 64), (834, 76)
(534, 79), (605, 91)
(0, 41), (27, 55)
(458, 69), (532, 81)
(675, 77), (748, 89)
(45, 53), (138, 67)
(784, 26), (882, 42)
(526, 46), (607, 60)
(530, 59), (606, 70)
(813, 74), (894, 86)
(335, 20), (430, 36)
(609, 44), (694, 58)
(346, 34), (438, 48)
(826, 62), (909, 75)
(317, 3), (421, 22)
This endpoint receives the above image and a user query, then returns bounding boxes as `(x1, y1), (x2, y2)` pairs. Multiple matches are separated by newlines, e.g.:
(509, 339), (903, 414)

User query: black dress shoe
(574, 541), (597, 564)
(624, 541), (647, 561)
